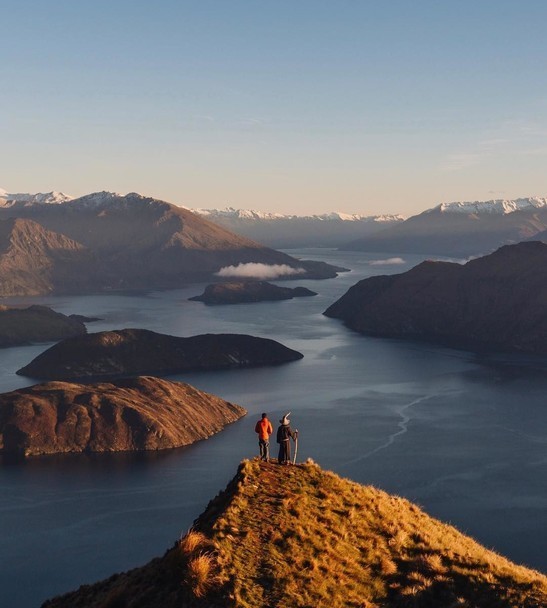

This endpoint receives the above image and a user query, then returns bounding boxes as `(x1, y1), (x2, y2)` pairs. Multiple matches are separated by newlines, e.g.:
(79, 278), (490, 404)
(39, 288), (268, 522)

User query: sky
(2, 1), (547, 216)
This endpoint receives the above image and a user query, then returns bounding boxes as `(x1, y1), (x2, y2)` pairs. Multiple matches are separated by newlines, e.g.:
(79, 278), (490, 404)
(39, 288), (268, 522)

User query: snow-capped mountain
(345, 196), (547, 257)
(0, 190), (73, 207)
(191, 207), (404, 247)
(194, 206), (403, 223)
(433, 197), (547, 215)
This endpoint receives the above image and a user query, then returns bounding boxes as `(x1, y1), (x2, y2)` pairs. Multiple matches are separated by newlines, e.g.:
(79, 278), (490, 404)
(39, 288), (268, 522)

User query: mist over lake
(1, 249), (546, 608)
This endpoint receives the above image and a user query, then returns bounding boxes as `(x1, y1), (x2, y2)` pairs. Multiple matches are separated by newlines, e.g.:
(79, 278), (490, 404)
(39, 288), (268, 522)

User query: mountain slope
(43, 459), (547, 607)
(325, 241), (547, 354)
(0, 192), (340, 293)
(0, 218), (93, 296)
(344, 197), (547, 256)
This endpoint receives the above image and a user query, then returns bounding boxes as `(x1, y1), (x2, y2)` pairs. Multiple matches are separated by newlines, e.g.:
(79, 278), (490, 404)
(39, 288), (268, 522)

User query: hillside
(0, 192), (341, 295)
(17, 329), (304, 380)
(343, 197), (547, 256)
(43, 459), (547, 607)
(325, 241), (547, 354)
(0, 305), (86, 347)
(0, 217), (94, 296)
(0, 376), (245, 456)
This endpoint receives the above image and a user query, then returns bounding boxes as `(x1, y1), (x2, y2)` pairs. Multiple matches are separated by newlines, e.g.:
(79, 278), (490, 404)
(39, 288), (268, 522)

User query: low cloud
(369, 257), (406, 266)
(215, 263), (306, 279)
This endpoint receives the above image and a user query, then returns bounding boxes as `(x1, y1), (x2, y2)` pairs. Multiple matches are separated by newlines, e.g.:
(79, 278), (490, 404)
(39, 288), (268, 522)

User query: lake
(1, 249), (546, 607)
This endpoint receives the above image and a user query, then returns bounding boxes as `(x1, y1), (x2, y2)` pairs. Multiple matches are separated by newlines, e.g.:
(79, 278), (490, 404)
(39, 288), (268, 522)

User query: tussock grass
(43, 458), (547, 608)
(185, 553), (216, 598)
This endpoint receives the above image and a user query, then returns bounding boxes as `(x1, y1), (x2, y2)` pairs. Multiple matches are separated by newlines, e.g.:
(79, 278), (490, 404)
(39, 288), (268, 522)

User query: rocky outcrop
(17, 328), (304, 380)
(0, 192), (342, 295)
(189, 281), (317, 305)
(0, 305), (86, 347)
(43, 459), (547, 607)
(0, 376), (246, 456)
(325, 241), (547, 354)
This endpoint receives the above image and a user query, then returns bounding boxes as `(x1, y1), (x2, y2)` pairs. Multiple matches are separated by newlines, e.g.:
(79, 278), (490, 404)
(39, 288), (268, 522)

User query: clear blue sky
(2, 0), (547, 215)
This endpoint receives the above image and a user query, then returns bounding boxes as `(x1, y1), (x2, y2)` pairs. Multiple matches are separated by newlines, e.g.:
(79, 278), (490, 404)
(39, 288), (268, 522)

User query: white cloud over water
(368, 257), (406, 266)
(215, 263), (306, 279)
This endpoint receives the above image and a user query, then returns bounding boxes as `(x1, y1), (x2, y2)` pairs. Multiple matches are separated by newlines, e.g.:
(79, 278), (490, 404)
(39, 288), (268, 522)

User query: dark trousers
(259, 439), (270, 461)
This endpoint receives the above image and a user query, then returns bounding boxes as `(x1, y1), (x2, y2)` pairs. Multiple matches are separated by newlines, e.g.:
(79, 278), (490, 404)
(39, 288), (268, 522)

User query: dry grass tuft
(178, 529), (209, 556)
(185, 553), (217, 598)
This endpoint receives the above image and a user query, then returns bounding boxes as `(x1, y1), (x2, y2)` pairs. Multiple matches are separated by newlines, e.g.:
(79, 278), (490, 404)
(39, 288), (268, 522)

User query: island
(17, 328), (304, 380)
(189, 281), (317, 305)
(0, 376), (246, 456)
(324, 241), (547, 354)
(43, 459), (547, 607)
(0, 305), (86, 348)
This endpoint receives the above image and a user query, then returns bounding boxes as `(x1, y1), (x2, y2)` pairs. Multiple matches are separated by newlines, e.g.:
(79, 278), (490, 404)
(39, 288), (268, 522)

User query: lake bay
(1, 249), (546, 607)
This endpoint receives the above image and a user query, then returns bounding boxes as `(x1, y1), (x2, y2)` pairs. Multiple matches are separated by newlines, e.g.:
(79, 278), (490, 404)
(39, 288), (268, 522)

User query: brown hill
(17, 328), (304, 380)
(189, 281), (317, 305)
(0, 376), (245, 457)
(0, 305), (86, 347)
(0, 217), (94, 296)
(0, 193), (340, 294)
(43, 459), (547, 607)
(325, 241), (547, 354)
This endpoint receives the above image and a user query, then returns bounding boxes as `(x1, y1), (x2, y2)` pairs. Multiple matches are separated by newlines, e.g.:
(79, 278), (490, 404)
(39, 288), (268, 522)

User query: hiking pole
(293, 430), (298, 465)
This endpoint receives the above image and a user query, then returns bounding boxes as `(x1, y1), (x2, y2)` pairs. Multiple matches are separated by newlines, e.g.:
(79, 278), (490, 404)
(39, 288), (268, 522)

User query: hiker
(276, 412), (297, 465)
(255, 412), (273, 461)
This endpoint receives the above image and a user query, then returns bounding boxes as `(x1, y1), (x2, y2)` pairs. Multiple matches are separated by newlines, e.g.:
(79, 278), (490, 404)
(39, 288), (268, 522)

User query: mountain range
(344, 197), (547, 257)
(192, 206), (404, 248)
(0, 191), (340, 295)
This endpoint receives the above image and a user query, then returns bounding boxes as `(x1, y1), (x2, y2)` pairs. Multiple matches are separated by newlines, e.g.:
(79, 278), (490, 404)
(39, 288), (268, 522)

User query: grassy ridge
(44, 459), (547, 607)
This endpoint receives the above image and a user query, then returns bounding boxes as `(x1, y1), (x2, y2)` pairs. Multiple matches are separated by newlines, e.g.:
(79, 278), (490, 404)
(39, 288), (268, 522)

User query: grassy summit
(44, 460), (547, 608)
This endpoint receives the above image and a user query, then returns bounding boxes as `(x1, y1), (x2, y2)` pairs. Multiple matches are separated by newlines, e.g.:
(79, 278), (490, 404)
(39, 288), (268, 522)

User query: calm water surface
(1, 250), (546, 607)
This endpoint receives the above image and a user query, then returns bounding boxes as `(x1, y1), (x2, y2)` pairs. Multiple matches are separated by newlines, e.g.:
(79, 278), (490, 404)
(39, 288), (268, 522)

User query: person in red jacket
(255, 413), (273, 462)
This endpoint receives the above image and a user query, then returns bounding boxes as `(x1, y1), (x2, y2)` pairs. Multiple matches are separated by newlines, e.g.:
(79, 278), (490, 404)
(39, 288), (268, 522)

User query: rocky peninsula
(325, 241), (547, 354)
(189, 281), (317, 305)
(0, 376), (246, 457)
(0, 305), (86, 347)
(17, 328), (304, 380)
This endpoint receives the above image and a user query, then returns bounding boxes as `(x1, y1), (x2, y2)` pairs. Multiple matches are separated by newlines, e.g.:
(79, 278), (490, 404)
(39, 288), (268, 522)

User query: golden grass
(44, 458), (547, 608)
(185, 553), (216, 598)
(208, 459), (547, 608)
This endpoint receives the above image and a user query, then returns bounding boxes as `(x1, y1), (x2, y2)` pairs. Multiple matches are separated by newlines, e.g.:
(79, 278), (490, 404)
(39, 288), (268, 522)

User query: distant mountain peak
(0, 190), (74, 207)
(433, 197), (547, 215)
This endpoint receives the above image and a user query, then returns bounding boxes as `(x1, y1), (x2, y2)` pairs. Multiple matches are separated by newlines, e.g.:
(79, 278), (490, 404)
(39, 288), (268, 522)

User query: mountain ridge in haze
(192, 206), (405, 248)
(344, 196), (547, 256)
